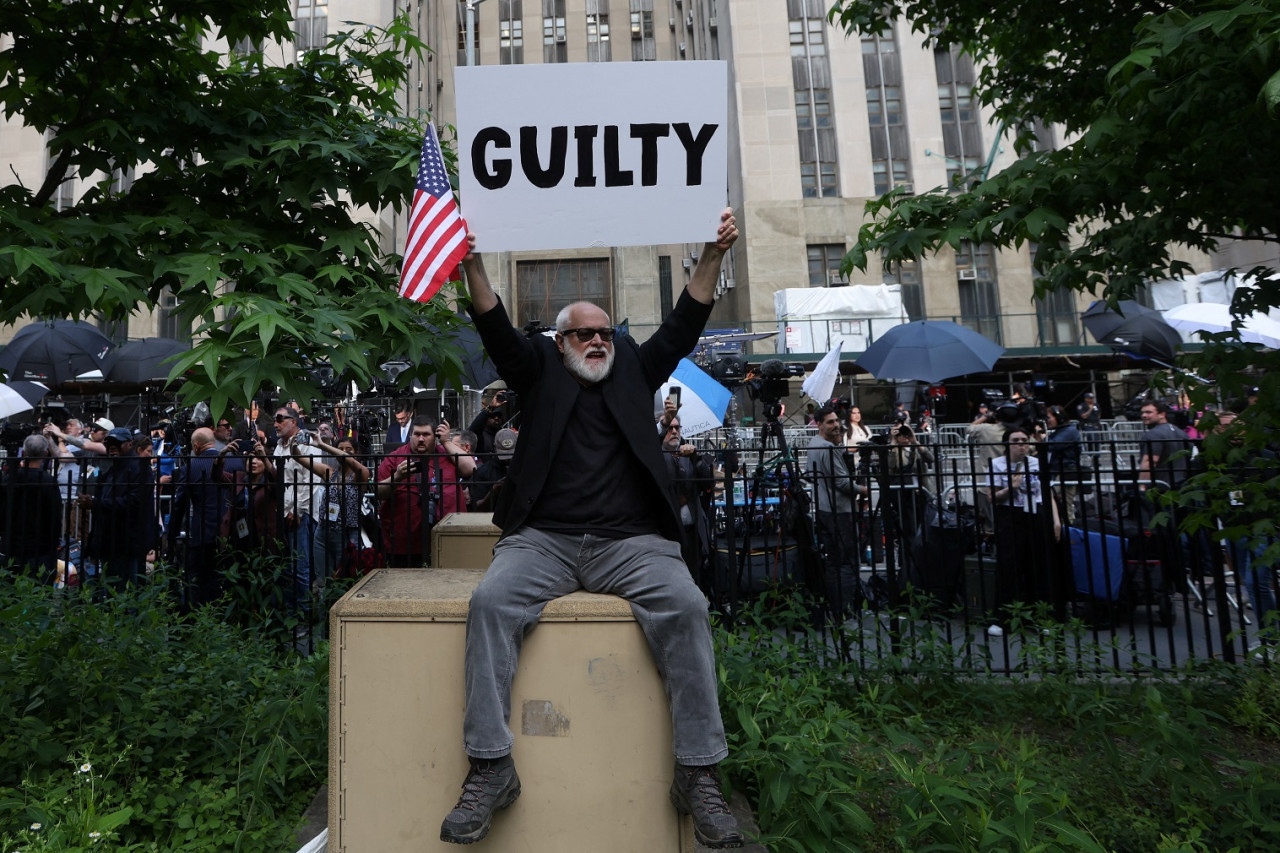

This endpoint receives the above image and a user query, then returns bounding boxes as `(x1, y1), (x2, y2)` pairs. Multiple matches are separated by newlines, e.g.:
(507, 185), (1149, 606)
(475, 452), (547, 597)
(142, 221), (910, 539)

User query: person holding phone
(375, 415), (474, 567)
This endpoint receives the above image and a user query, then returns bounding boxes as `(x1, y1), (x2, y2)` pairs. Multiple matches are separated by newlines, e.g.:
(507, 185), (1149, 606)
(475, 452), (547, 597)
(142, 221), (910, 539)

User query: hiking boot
(440, 755), (521, 844)
(670, 763), (744, 849)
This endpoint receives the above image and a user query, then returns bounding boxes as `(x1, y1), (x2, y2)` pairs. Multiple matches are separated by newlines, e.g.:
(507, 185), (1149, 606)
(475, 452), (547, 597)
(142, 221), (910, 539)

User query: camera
(745, 359), (803, 404)
(296, 428), (312, 446)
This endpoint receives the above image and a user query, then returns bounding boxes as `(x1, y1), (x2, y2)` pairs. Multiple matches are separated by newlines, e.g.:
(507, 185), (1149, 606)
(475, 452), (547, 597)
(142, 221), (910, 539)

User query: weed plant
(716, 592), (1280, 852)
(0, 570), (329, 852)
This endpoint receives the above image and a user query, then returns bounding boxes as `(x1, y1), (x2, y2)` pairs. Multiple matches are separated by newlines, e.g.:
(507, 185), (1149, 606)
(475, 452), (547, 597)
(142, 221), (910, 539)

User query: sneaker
(440, 755), (521, 844)
(670, 764), (744, 849)
(987, 624), (1004, 638)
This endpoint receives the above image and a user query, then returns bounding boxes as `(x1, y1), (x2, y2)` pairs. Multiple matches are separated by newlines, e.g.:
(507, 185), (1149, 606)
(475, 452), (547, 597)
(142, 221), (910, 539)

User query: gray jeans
(463, 527), (729, 766)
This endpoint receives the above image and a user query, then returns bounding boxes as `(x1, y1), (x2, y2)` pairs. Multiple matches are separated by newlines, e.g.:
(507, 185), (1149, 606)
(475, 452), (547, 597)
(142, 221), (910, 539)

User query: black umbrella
(0, 381), (50, 420)
(108, 337), (191, 384)
(0, 319), (118, 386)
(1081, 300), (1181, 362)
(419, 316), (500, 389)
(855, 320), (1005, 382)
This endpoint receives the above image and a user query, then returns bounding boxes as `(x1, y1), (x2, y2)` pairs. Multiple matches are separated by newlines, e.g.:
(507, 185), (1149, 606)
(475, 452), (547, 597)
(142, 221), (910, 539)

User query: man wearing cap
(439, 210), (742, 848)
(273, 406), (331, 618)
(1076, 392), (1102, 432)
(470, 427), (516, 513)
(375, 415), (474, 566)
(45, 417), (111, 458)
(79, 428), (154, 593)
(467, 384), (509, 457)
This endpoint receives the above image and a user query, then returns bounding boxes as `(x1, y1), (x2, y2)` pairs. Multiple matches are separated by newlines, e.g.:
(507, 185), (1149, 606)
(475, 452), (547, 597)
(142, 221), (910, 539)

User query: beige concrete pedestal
(430, 512), (500, 570)
(329, 569), (693, 852)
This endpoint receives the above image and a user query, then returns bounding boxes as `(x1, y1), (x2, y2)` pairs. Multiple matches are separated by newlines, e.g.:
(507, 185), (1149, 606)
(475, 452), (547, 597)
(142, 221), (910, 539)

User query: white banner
(455, 62), (728, 252)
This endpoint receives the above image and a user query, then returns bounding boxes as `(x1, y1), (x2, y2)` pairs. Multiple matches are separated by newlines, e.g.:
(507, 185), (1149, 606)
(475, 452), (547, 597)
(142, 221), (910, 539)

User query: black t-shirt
(525, 383), (662, 538)
(1142, 422), (1193, 486)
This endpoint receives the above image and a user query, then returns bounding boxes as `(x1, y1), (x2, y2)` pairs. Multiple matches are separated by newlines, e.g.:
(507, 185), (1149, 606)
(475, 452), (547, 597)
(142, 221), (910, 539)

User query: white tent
(774, 285), (908, 354)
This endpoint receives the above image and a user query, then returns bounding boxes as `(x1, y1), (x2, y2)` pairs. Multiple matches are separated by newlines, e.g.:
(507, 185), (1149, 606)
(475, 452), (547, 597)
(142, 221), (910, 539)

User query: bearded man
(438, 208), (743, 849)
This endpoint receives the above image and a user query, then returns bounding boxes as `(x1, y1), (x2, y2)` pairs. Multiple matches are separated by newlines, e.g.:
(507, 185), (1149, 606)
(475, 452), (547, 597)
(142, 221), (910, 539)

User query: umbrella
(802, 341), (843, 402)
(1081, 299), (1162, 341)
(419, 315), (500, 389)
(1081, 299), (1182, 361)
(854, 320), (1004, 383)
(107, 337), (191, 384)
(0, 319), (117, 386)
(1163, 302), (1280, 349)
(0, 381), (49, 420)
(655, 358), (732, 437)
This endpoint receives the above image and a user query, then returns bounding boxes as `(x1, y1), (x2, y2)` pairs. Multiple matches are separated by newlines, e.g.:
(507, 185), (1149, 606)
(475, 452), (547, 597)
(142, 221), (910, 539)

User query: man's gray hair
(555, 304), (575, 332)
(22, 434), (50, 459)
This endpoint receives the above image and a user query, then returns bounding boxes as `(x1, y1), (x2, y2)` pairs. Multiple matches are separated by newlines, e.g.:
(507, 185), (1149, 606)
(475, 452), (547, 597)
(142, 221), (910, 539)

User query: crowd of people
(0, 390), (526, 616)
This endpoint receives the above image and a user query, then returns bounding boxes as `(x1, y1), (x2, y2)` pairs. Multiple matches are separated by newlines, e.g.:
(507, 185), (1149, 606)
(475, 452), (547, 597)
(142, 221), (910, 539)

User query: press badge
(327, 502), (342, 523)
(235, 518), (250, 539)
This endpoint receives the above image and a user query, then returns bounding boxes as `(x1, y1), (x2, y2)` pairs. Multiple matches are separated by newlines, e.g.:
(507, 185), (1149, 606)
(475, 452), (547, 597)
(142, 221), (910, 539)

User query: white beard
(562, 344), (615, 384)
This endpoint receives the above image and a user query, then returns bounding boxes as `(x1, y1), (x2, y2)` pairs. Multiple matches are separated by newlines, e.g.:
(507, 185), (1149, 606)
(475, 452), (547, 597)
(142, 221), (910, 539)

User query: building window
(629, 7), (654, 61)
(295, 0), (328, 51)
(586, 6), (610, 62)
(883, 260), (923, 320)
(659, 256), (673, 317)
(865, 86), (901, 127)
(807, 243), (846, 288)
(936, 48), (983, 192)
(1035, 285), (1078, 346)
(791, 0), (838, 199)
(498, 0), (522, 64)
(871, 159), (910, 195)
(542, 0), (566, 62)
(158, 287), (191, 342)
(516, 258), (612, 326)
(956, 242), (1001, 343)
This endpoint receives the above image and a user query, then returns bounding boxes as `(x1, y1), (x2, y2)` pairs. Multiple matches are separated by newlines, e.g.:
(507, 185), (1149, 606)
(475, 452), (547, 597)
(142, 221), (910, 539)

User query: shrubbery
(716, 594), (1280, 853)
(0, 573), (329, 851)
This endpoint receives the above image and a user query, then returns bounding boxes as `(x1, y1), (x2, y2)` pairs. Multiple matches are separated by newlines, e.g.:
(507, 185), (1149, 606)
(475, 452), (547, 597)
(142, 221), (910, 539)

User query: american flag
(398, 124), (467, 303)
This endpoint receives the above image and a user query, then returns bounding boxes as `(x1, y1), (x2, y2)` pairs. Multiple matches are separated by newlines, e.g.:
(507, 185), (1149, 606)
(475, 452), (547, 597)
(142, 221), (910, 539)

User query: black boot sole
(669, 786), (744, 849)
(440, 782), (521, 845)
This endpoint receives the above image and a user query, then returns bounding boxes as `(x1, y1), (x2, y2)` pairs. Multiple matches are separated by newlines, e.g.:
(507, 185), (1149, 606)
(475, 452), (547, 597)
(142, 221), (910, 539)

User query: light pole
(464, 0), (489, 67)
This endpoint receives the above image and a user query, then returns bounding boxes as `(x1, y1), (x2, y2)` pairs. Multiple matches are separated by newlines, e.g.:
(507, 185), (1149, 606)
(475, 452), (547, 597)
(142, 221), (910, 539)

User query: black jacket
(470, 289), (712, 542)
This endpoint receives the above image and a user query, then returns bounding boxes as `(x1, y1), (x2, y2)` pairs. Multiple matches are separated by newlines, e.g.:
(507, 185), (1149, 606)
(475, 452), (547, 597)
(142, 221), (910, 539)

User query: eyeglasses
(216, 421), (232, 428)
(560, 327), (615, 343)
(274, 414), (295, 423)
(667, 424), (681, 432)
(1008, 438), (1030, 444)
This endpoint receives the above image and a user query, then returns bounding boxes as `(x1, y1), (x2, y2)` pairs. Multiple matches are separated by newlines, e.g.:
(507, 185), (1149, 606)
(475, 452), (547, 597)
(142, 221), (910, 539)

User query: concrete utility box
(329, 569), (693, 852)
(430, 512), (500, 570)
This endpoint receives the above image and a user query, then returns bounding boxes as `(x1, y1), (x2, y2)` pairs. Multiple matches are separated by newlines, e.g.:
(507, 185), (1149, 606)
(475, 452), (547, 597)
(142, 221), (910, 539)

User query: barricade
(328, 568), (694, 852)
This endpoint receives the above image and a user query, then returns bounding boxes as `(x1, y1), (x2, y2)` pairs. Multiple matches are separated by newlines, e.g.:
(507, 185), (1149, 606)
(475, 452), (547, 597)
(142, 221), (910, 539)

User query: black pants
(815, 510), (861, 617)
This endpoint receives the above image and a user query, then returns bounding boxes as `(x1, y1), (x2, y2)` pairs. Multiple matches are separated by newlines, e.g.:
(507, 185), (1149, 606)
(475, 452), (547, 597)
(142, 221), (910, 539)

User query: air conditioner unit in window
(708, 16), (717, 29)
(958, 268), (978, 280)
(681, 258), (692, 269)
(896, 182), (914, 195)
(828, 272), (849, 286)
(686, 12), (693, 28)
(678, 42), (686, 53)
(669, 16), (675, 29)
(724, 277), (736, 289)
(555, 34), (566, 42)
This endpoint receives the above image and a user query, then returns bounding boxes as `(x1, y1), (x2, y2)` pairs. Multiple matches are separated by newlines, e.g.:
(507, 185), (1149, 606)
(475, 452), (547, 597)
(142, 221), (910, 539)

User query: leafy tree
(832, 0), (1279, 588)
(0, 0), (467, 412)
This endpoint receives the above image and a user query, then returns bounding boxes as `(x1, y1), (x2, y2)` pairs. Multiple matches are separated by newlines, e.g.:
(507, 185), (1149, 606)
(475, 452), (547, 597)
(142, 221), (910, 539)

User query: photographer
(881, 422), (933, 553)
(375, 415), (474, 567)
(467, 383), (513, 457)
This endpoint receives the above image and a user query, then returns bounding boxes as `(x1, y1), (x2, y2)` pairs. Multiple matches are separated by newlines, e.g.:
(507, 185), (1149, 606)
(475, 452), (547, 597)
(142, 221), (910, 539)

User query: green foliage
(0, 577), (329, 851)
(0, 1), (471, 410)
(717, 593), (1280, 852)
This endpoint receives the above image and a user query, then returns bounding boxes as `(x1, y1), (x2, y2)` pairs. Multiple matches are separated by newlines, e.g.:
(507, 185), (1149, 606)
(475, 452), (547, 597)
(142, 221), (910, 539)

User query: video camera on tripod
(745, 359), (803, 417)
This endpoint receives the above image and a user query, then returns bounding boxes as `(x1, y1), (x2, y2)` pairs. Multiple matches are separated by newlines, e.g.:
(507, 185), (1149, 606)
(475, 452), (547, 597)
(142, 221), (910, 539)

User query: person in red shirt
(375, 416), (474, 566)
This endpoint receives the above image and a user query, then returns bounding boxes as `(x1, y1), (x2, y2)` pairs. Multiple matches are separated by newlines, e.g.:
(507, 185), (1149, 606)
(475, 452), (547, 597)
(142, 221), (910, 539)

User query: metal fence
(2, 431), (1272, 672)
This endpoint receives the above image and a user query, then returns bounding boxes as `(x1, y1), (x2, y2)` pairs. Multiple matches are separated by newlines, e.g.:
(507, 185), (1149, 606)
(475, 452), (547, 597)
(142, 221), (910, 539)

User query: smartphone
(669, 386), (682, 408)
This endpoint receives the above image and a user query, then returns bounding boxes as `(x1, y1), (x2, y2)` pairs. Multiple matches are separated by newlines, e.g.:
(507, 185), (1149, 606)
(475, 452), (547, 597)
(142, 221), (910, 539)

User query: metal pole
(465, 0), (477, 67)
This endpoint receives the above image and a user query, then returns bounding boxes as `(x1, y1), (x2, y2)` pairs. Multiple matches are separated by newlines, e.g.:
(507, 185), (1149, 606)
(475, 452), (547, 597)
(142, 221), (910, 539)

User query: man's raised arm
(461, 233), (498, 315)
(686, 207), (738, 305)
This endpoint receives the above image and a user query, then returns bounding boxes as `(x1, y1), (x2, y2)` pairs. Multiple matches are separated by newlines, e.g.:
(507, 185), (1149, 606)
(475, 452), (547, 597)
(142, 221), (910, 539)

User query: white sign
(455, 62), (728, 252)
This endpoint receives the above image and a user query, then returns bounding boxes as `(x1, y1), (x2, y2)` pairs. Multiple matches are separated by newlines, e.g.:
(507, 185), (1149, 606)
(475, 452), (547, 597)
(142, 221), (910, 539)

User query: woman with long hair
(291, 432), (371, 580)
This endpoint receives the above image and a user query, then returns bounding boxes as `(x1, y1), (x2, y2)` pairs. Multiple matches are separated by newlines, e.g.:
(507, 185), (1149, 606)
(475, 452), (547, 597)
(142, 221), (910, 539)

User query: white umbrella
(0, 380), (49, 420)
(1163, 302), (1280, 349)
(654, 358), (732, 437)
(802, 340), (843, 403)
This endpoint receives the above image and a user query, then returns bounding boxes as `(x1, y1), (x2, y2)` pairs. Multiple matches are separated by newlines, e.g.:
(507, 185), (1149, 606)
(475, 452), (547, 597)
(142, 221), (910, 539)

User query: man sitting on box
(440, 209), (742, 848)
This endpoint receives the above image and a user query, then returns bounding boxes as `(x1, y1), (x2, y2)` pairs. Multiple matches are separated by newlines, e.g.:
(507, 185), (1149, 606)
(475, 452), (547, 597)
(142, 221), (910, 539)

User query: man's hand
(676, 443), (697, 458)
